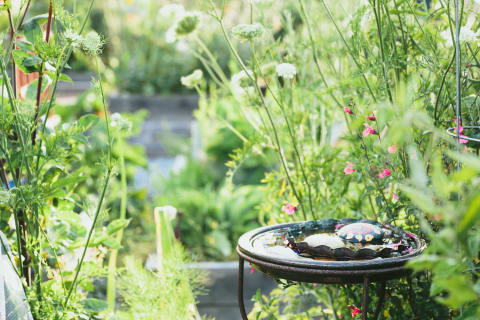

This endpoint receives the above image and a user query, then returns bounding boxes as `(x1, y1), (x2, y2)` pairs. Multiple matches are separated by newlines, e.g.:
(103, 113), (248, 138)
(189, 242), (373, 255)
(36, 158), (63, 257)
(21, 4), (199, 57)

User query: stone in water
(303, 234), (345, 249)
(337, 223), (384, 244)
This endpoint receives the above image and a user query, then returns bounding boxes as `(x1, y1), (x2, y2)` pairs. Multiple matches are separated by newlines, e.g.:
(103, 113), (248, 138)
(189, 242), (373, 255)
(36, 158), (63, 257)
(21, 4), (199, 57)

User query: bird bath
(236, 219), (425, 320)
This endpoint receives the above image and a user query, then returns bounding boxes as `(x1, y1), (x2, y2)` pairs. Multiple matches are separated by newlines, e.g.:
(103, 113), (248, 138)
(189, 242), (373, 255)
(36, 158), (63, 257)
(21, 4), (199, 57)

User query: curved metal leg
(238, 257), (248, 320)
(372, 281), (387, 320)
(362, 276), (369, 320)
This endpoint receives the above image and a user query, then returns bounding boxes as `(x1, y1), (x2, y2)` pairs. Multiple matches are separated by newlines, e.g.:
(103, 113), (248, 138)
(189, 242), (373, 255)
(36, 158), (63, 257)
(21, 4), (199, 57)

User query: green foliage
(188, 0), (480, 318)
(155, 161), (264, 260)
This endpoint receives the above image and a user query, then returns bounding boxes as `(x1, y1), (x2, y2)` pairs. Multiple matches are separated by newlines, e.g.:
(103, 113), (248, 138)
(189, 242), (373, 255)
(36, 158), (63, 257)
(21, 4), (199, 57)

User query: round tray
(237, 221), (426, 284)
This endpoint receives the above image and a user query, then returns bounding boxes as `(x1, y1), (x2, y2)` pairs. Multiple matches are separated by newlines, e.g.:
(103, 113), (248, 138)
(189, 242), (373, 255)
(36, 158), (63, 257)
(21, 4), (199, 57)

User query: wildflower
(378, 168), (391, 179)
(453, 118), (468, 144)
(344, 107), (353, 114)
(281, 202), (297, 215)
(276, 63), (297, 79)
(440, 16), (479, 47)
(249, 264), (255, 274)
(343, 161), (356, 175)
(392, 192), (399, 201)
(181, 69), (203, 88)
(167, 11), (201, 42)
(362, 123), (376, 137)
(347, 305), (362, 318)
(368, 114), (376, 121)
(81, 31), (104, 55)
(176, 12), (200, 35)
(232, 23), (264, 42)
(387, 144), (397, 153)
(64, 29), (83, 47)
(231, 69), (253, 87)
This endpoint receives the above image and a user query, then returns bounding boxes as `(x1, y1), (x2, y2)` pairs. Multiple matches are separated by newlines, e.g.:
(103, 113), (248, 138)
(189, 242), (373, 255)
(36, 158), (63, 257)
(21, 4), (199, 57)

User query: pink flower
(378, 168), (391, 179)
(281, 202), (297, 215)
(368, 114), (376, 121)
(454, 118), (468, 144)
(344, 107), (353, 114)
(250, 265), (255, 274)
(387, 144), (397, 153)
(347, 305), (362, 318)
(362, 123), (376, 137)
(392, 192), (399, 201)
(343, 161), (356, 175)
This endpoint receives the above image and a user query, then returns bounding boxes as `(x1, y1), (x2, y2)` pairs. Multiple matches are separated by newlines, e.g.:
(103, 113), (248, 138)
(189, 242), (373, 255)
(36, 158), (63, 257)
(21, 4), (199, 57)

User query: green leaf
(20, 14), (48, 43)
(447, 150), (480, 172)
(12, 50), (41, 73)
(77, 114), (99, 131)
(80, 298), (108, 314)
(106, 219), (130, 235)
(101, 237), (122, 249)
(0, 190), (10, 204)
(459, 194), (480, 234)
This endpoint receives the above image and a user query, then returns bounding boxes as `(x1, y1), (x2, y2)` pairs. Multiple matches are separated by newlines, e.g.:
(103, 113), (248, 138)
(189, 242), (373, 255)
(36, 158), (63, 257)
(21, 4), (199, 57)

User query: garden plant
(170, 0), (480, 318)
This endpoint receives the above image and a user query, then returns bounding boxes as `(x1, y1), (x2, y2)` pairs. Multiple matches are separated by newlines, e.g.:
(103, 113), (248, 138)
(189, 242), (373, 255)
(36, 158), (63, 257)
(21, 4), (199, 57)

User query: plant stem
(107, 143), (127, 313)
(297, 0), (343, 109)
(318, 0), (377, 102)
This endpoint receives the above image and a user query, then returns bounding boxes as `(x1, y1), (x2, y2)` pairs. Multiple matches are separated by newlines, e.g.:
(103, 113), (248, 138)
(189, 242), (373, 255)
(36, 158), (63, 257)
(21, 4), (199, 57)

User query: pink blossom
(343, 161), (356, 175)
(368, 114), (376, 121)
(344, 107), (353, 114)
(250, 266), (255, 274)
(378, 168), (391, 179)
(392, 192), (399, 201)
(454, 119), (468, 144)
(387, 145), (397, 153)
(347, 305), (362, 318)
(281, 202), (297, 215)
(362, 123), (376, 137)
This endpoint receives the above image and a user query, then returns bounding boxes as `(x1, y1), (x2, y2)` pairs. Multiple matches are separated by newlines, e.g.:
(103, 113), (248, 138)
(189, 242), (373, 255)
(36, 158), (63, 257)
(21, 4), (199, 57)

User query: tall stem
(107, 143), (127, 313)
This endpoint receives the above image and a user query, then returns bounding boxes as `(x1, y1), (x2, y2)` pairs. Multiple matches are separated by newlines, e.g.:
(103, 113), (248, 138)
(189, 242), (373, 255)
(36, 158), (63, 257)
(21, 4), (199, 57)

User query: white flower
(110, 113), (122, 127)
(276, 63), (297, 79)
(166, 11), (201, 43)
(159, 4), (185, 19)
(155, 206), (177, 221)
(231, 69), (253, 87)
(248, 0), (262, 3)
(440, 16), (479, 47)
(232, 23), (264, 42)
(181, 69), (203, 88)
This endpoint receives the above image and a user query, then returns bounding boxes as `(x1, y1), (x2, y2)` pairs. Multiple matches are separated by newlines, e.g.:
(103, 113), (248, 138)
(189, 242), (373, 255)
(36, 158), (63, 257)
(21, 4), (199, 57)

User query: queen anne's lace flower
(181, 69), (203, 88)
(166, 11), (201, 43)
(232, 23), (264, 42)
(276, 63), (296, 79)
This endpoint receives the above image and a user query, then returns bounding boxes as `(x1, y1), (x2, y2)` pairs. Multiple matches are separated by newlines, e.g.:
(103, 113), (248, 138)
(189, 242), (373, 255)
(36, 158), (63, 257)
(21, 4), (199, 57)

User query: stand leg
(362, 276), (369, 320)
(372, 281), (387, 320)
(238, 257), (248, 320)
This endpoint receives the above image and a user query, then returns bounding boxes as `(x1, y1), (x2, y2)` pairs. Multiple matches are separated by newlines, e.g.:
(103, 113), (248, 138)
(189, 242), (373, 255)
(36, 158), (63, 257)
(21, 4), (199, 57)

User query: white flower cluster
(64, 30), (104, 55)
(110, 113), (132, 134)
(232, 23), (264, 42)
(276, 63), (297, 79)
(181, 69), (203, 88)
(161, 4), (201, 43)
(440, 16), (479, 47)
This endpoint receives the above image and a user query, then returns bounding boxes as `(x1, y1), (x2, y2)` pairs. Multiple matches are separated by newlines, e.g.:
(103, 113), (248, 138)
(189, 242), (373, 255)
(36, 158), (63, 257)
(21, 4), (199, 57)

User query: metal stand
(238, 256), (391, 320)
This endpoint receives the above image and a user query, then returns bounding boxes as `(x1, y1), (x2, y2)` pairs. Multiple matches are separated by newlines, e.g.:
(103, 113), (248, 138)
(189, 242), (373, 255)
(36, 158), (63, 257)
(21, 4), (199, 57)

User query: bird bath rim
(237, 220), (426, 271)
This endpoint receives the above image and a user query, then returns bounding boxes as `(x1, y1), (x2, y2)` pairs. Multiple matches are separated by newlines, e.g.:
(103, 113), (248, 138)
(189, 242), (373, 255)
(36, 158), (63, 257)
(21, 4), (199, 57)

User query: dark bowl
(237, 220), (426, 284)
